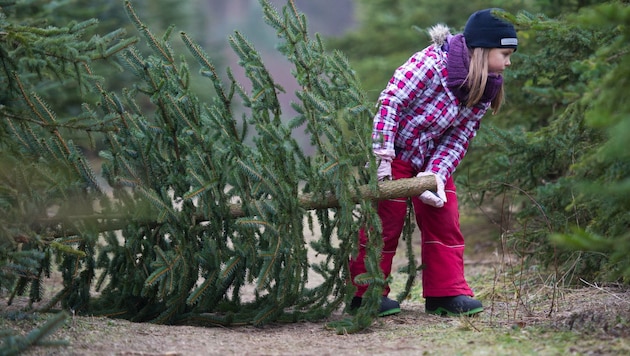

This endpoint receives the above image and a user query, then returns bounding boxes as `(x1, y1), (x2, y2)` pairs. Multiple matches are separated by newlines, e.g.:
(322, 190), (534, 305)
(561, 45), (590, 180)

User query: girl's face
(488, 48), (515, 74)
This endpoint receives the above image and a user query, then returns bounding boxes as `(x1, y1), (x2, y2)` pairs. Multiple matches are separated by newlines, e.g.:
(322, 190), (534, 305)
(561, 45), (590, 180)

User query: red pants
(349, 158), (473, 298)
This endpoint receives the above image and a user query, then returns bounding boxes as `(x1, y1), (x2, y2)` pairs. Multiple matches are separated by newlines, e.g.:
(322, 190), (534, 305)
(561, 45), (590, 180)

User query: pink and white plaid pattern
(372, 44), (489, 183)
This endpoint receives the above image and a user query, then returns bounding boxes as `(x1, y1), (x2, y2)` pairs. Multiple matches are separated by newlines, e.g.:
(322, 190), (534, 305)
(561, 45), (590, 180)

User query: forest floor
(2, 214), (630, 355)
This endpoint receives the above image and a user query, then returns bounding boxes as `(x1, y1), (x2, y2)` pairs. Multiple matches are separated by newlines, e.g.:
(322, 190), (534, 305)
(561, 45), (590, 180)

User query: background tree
(462, 2), (630, 284)
(0, 0), (135, 299)
(1, 0), (211, 305)
(329, 0), (630, 285)
(1, 0), (135, 352)
(546, 3), (630, 281)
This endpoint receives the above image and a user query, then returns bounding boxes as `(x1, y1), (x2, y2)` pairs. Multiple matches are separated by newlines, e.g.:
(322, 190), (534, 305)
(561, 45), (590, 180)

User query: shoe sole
(425, 306), (483, 317)
(378, 307), (401, 317)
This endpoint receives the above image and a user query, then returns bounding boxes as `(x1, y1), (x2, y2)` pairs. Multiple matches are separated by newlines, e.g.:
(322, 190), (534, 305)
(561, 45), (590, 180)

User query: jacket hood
(428, 24), (451, 47)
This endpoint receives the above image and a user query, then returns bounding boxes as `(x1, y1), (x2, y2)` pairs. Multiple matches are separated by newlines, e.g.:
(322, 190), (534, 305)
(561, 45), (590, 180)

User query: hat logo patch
(501, 38), (518, 46)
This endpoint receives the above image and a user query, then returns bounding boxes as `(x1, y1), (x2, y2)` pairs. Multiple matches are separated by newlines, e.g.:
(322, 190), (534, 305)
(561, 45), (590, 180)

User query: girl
(349, 8), (518, 317)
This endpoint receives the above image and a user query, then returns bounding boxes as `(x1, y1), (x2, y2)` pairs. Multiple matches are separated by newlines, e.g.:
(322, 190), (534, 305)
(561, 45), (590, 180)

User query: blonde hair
(466, 47), (504, 114)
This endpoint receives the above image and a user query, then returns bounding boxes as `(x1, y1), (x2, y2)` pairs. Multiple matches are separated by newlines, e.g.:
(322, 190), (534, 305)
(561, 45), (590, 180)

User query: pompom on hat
(463, 8), (518, 50)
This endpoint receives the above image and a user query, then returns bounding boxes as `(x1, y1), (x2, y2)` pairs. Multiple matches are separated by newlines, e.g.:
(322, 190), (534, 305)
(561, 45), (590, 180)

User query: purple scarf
(446, 34), (502, 104)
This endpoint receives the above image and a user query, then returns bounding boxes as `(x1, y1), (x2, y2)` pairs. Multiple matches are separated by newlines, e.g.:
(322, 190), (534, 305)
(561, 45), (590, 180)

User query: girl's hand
(373, 148), (395, 181)
(416, 172), (447, 208)
(376, 158), (392, 181)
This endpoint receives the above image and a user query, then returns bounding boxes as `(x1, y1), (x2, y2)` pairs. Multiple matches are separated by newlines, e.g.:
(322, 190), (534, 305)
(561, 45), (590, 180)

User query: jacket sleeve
(372, 53), (440, 154)
(425, 104), (488, 182)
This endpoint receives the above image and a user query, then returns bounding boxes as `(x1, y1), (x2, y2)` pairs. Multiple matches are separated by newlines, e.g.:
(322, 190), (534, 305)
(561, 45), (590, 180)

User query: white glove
(376, 158), (392, 181)
(416, 172), (447, 208)
(373, 148), (395, 181)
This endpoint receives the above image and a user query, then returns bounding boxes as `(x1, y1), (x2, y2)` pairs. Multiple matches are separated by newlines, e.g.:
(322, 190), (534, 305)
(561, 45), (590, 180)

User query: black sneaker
(349, 296), (401, 317)
(425, 295), (483, 316)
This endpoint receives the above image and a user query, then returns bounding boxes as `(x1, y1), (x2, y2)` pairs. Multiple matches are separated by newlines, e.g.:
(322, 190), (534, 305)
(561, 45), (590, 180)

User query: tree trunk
(37, 176), (435, 234)
(228, 176), (435, 217)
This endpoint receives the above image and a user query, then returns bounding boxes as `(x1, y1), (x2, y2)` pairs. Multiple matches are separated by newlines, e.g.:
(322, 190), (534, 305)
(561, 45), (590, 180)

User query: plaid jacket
(372, 43), (489, 183)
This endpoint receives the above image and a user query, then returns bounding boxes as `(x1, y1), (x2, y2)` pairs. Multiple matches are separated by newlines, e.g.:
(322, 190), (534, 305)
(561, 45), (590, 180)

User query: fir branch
(124, 0), (172, 65)
(180, 31), (231, 114)
(135, 186), (177, 223)
(187, 270), (218, 306)
(49, 241), (87, 258)
(253, 303), (282, 327)
(0, 311), (69, 355)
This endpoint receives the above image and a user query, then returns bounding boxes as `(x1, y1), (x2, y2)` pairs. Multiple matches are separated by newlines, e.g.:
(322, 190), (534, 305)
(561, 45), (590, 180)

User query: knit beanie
(463, 8), (518, 50)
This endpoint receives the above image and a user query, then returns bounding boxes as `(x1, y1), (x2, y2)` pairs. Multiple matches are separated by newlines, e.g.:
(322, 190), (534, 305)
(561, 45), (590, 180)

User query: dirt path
(31, 305), (442, 355)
